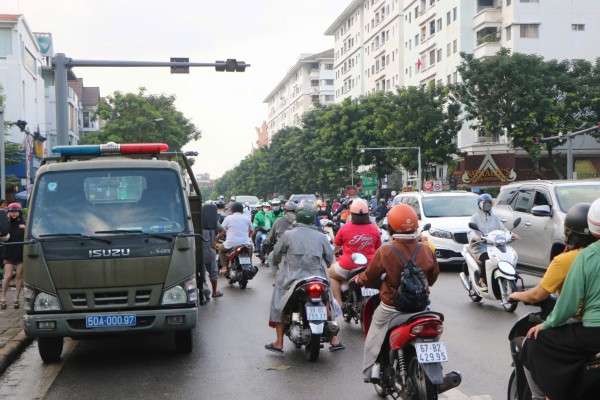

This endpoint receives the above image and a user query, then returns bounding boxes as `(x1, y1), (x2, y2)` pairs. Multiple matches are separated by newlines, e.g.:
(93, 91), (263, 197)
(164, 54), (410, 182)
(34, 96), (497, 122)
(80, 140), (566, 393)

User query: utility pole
(539, 125), (600, 179)
(52, 54), (250, 146)
(0, 107), (4, 199)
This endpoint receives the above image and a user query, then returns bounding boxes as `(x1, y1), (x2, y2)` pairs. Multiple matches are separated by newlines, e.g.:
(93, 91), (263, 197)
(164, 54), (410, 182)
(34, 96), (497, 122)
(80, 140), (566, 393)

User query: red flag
(417, 58), (422, 70)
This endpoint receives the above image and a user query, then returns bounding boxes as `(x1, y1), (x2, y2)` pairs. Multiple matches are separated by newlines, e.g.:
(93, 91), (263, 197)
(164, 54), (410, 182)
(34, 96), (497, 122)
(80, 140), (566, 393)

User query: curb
(0, 330), (33, 375)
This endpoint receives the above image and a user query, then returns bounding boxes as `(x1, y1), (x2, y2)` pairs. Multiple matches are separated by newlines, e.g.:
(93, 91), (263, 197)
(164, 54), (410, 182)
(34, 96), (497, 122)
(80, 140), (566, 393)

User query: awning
(14, 191), (29, 201)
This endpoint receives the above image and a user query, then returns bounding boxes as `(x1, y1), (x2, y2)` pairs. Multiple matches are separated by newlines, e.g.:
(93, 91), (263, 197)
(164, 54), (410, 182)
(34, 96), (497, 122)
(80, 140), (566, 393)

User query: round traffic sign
(433, 181), (442, 191)
(423, 181), (433, 191)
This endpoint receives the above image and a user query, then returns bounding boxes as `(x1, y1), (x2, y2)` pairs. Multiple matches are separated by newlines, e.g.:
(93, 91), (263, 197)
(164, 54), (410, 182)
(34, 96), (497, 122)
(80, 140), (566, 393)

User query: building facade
(263, 49), (335, 135)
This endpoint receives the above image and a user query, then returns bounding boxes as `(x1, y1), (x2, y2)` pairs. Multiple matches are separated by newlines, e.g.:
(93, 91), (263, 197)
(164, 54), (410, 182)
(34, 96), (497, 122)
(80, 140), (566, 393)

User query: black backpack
(387, 243), (429, 313)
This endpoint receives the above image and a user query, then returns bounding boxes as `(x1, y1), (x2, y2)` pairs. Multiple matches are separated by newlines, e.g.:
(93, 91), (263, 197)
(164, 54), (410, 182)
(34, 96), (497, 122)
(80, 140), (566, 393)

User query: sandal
(0, 299), (6, 310)
(13, 301), (20, 309)
(329, 342), (346, 352)
(212, 291), (223, 298)
(264, 343), (284, 354)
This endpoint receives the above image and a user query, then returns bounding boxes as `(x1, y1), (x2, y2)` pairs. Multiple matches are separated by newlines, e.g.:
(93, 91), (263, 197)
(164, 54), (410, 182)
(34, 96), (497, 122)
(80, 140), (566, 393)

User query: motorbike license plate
(305, 305), (327, 321)
(415, 342), (448, 364)
(86, 314), (136, 328)
(361, 287), (379, 297)
(238, 256), (251, 264)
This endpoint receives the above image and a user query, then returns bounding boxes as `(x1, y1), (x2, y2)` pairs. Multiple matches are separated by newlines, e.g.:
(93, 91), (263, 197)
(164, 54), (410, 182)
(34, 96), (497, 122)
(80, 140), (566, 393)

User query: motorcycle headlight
(161, 275), (197, 306)
(429, 228), (452, 240)
(33, 292), (62, 312)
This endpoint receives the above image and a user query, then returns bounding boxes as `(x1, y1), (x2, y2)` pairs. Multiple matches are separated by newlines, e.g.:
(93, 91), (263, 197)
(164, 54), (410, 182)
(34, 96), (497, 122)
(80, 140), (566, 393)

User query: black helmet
(565, 203), (591, 235)
(295, 200), (317, 225)
(231, 202), (244, 213)
(216, 200), (225, 209)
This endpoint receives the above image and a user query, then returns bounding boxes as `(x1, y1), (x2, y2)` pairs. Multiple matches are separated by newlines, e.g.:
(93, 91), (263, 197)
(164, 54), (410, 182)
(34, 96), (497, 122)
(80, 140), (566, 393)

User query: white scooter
(459, 218), (522, 312)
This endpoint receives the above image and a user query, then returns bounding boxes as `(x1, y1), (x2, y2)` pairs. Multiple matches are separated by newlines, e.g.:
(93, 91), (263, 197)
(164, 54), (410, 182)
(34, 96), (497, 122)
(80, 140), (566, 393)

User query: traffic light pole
(53, 54), (249, 146)
(540, 125), (600, 179)
(0, 107), (4, 199)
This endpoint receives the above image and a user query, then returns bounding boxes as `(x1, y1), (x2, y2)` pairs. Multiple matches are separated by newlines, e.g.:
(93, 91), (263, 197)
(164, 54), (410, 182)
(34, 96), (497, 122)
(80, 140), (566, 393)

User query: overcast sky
(5, 0), (349, 179)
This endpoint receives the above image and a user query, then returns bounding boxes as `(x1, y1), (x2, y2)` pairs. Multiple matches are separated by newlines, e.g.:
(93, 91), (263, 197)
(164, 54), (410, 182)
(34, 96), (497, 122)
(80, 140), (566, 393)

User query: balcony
(473, 7), (502, 30)
(473, 40), (501, 60)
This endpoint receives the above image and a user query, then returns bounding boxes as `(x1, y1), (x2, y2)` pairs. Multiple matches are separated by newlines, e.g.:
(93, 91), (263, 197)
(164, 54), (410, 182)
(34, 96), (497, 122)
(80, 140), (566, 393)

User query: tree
(82, 87), (201, 152)
(454, 49), (590, 178)
(0, 84), (25, 191)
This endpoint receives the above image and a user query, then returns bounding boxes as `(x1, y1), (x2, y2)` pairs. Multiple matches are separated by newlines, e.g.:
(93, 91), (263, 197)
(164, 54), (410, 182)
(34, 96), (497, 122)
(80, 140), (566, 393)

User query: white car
(391, 191), (479, 264)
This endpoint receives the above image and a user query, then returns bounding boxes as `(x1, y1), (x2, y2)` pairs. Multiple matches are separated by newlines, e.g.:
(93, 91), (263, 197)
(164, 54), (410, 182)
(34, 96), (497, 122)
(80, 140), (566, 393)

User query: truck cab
(22, 143), (202, 362)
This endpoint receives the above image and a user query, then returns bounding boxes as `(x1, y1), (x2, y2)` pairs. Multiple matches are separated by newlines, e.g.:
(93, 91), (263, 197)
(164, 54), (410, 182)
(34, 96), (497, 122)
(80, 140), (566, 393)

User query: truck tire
(38, 337), (63, 363)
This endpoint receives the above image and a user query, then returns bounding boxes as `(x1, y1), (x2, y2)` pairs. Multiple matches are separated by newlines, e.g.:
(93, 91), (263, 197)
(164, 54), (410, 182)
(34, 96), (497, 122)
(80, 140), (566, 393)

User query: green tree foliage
(82, 87), (201, 152)
(454, 48), (597, 178)
(0, 84), (25, 190)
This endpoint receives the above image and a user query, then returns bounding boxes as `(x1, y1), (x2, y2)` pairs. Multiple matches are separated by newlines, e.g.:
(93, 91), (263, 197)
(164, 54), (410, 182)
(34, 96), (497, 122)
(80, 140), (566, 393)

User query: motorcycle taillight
(411, 321), (443, 337)
(306, 283), (323, 298)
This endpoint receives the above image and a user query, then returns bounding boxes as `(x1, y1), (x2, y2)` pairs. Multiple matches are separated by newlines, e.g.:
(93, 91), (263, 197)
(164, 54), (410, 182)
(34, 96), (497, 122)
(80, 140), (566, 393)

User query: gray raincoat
(268, 224), (335, 324)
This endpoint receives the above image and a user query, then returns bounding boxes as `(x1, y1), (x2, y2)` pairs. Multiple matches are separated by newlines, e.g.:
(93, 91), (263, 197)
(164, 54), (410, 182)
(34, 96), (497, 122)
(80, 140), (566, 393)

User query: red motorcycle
(362, 295), (461, 399)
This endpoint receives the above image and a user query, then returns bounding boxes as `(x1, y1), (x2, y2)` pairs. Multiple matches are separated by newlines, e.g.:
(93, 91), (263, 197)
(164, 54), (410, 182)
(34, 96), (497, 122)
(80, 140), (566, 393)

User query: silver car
(492, 179), (600, 275)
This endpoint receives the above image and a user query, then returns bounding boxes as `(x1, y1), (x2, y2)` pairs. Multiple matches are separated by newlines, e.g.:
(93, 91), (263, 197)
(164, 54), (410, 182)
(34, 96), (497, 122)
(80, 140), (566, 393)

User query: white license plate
(86, 314), (136, 328)
(238, 256), (251, 264)
(305, 305), (327, 321)
(361, 287), (379, 297)
(415, 342), (448, 364)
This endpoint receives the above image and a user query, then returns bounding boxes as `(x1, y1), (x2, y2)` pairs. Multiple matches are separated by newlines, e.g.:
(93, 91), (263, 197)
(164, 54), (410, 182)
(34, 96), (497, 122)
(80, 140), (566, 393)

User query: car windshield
(291, 194), (317, 203)
(29, 169), (186, 237)
(422, 196), (478, 217)
(555, 185), (600, 212)
(235, 195), (259, 205)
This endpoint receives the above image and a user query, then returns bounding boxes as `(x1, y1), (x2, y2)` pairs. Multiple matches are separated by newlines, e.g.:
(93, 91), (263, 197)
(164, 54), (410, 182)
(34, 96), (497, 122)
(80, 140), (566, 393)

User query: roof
(68, 78), (101, 107)
(0, 14), (20, 22)
(324, 1), (363, 35)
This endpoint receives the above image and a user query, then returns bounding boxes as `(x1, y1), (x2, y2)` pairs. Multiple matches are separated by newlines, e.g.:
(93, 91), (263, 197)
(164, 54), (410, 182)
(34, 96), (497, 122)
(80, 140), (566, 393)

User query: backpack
(387, 243), (429, 313)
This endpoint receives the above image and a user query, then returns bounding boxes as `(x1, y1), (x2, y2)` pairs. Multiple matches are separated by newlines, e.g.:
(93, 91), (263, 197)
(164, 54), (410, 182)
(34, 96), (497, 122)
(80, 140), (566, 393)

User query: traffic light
(15, 120), (27, 132)
(215, 59), (246, 72)
(33, 128), (47, 142)
(170, 58), (189, 74)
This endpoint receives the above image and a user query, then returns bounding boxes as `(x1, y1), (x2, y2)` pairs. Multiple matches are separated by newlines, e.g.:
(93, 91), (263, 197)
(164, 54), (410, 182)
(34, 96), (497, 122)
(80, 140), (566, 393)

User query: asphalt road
(0, 260), (541, 400)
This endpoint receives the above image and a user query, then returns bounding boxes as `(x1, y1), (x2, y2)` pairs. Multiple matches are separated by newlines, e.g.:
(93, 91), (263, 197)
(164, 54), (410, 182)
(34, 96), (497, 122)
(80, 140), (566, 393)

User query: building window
(324, 79), (334, 85)
(311, 79), (319, 87)
(430, 20), (436, 35)
(520, 24), (539, 38)
(447, 43), (451, 57)
(572, 24), (585, 31)
(24, 48), (37, 74)
(453, 7), (457, 21)
(437, 18), (442, 32)
(453, 39), (458, 53)
(325, 63), (333, 70)
(453, 71), (458, 83)
(506, 26), (512, 40)
(520, 0), (539, 2)
(0, 28), (12, 57)
(437, 48), (442, 62)
(446, 11), (451, 25)
(507, 0), (511, 5)
(429, 50), (436, 65)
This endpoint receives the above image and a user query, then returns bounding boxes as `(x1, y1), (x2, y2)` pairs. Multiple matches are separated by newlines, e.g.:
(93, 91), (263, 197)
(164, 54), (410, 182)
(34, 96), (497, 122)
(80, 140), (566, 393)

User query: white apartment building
(325, 0), (405, 100)
(263, 49), (335, 135)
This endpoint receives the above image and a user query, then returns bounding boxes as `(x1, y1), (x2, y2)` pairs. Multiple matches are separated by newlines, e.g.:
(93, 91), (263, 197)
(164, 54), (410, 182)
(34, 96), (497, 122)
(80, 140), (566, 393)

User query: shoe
(264, 343), (284, 354)
(479, 281), (488, 292)
(329, 343), (346, 352)
(13, 301), (19, 309)
(0, 299), (6, 310)
(203, 292), (211, 302)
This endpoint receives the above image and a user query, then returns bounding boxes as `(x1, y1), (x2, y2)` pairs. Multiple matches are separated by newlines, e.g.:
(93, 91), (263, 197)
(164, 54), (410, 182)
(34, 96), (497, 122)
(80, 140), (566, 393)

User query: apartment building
(263, 49), (335, 135)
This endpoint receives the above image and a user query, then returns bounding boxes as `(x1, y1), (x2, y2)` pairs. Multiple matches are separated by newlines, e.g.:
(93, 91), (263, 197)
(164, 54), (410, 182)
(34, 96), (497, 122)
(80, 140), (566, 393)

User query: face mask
(263, 208), (269, 212)
(320, 207), (326, 211)
(482, 202), (492, 212)
(273, 206), (280, 211)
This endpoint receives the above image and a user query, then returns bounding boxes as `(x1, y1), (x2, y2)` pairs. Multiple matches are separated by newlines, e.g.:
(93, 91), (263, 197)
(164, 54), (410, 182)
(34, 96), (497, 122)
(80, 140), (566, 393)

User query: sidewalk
(0, 287), (31, 375)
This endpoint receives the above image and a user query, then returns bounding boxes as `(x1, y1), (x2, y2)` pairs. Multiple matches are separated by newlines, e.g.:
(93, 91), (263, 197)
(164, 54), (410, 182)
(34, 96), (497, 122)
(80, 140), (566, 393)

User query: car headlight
(429, 228), (453, 240)
(161, 275), (197, 306)
(33, 292), (62, 312)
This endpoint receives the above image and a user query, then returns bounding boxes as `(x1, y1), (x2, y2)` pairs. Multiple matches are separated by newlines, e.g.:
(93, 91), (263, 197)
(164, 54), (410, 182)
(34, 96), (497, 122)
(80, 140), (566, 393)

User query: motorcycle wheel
(350, 290), (365, 326)
(239, 277), (247, 289)
(306, 334), (321, 362)
(500, 279), (518, 312)
(407, 353), (438, 400)
(470, 293), (482, 303)
(507, 369), (531, 400)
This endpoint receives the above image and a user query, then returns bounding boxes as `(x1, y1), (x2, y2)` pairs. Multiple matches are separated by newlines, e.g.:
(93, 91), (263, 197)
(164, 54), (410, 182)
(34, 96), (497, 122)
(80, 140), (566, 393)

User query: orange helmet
(387, 204), (418, 233)
(319, 201), (326, 207)
(350, 198), (369, 215)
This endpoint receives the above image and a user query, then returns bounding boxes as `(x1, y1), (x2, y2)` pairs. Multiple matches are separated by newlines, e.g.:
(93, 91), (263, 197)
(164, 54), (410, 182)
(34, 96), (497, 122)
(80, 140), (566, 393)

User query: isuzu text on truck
(21, 143), (203, 362)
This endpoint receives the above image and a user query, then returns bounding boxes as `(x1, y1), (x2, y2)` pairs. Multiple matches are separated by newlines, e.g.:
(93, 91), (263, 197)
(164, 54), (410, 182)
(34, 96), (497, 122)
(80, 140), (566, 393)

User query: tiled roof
(82, 86), (100, 107)
(300, 49), (334, 62)
(0, 14), (20, 22)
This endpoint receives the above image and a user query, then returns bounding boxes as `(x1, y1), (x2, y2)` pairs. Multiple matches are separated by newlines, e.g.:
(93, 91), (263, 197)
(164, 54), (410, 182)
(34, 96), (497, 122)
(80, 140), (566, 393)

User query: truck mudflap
(23, 307), (197, 338)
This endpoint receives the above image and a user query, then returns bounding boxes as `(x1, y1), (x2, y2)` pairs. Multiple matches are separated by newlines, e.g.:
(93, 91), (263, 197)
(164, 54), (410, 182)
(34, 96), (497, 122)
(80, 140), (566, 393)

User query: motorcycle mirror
(512, 217), (521, 229)
(381, 224), (388, 230)
(422, 223), (431, 231)
(468, 222), (479, 231)
(351, 253), (368, 266)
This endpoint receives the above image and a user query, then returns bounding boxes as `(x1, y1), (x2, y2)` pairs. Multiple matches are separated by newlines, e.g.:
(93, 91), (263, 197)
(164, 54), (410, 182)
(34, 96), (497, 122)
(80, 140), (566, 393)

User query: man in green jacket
(265, 198), (284, 230)
(254, 202), (269, 259)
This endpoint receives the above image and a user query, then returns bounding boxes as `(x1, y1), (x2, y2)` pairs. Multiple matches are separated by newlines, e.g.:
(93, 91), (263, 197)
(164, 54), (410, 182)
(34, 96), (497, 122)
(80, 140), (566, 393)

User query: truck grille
(453, 232), (468, 244)
(68, 288), (156, 308)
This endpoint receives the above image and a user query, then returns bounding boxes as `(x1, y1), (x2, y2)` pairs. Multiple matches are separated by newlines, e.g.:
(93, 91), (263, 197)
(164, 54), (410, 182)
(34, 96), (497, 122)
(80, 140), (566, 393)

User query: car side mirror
(531, 205), (552, 217)
(422, 223), (431, 231)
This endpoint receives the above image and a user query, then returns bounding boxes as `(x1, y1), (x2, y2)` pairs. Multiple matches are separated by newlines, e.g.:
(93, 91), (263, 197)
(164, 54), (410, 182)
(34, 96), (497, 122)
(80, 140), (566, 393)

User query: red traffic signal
(534, 137), (540, 143)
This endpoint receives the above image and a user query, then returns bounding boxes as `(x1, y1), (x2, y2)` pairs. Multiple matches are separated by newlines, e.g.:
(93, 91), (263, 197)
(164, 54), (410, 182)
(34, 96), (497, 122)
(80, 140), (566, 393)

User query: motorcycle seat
(388, 310), (444, 330)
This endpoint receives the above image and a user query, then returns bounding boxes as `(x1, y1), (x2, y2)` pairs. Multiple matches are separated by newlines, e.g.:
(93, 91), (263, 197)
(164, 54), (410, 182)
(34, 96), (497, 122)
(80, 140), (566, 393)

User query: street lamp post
(358, 146), (422, 192)
(339, 160), (354, 186)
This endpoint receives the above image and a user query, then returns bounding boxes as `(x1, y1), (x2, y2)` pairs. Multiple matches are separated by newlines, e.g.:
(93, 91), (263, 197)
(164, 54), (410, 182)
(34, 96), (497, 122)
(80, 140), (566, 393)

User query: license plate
(86, 314), (137, 328)
(415, 342), (448, 364)
(305, 305), (327, 321)
(238, 256), (251, 264)
(361, 287), (379, 297)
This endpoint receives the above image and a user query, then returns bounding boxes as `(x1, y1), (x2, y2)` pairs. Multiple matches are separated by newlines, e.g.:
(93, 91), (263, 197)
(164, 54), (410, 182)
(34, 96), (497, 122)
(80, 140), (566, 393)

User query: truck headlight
(33, 292), (62, 312)
(161, 275), (197, 305)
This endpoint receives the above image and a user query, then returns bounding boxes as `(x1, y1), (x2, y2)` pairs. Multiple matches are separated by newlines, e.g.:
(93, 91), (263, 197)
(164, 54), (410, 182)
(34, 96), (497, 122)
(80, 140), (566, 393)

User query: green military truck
(21, 143), (203, 362)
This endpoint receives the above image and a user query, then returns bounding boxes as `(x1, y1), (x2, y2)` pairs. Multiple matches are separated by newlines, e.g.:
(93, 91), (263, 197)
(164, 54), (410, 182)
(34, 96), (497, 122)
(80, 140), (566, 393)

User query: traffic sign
(433, 181), (442, 192)
(423, 181), (433, 191)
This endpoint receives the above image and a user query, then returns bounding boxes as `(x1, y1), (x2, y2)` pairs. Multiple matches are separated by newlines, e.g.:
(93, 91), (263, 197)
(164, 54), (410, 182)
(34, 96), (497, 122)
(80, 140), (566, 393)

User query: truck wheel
(38, 337), (63, 363)
(174, 330), (193, 353)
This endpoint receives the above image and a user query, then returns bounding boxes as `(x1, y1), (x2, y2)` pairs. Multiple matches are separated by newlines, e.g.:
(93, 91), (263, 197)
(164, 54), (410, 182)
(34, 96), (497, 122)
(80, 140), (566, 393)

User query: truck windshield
(555, 184), (600, 212)
(29, 169), (186, 237)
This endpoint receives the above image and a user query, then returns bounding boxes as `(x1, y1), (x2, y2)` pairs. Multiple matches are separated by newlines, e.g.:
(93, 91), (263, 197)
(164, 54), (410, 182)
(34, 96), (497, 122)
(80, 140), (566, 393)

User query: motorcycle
(224, 244), (258, 289)
(320, 218), (335, 244)
(362, 294), (462, 399)
(254, 227), (269, 264)
(459, 218), (522, 312)
(283, 275), (339, 362)
(341, 253), (379, 326)
(507, 296), (600, 400)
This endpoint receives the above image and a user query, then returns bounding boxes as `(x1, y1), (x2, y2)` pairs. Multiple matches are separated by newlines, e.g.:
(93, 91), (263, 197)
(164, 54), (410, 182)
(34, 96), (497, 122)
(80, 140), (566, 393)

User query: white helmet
(587, 198), (600, 238)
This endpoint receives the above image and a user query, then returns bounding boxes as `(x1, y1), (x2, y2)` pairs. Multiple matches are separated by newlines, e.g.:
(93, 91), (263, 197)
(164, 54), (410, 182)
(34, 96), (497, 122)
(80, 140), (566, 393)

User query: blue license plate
(86, 314), (137, 328)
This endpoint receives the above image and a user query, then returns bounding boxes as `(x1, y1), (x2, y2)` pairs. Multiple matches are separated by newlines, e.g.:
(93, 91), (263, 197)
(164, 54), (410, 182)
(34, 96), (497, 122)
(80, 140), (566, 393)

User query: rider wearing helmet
(371, 198), (389, 223)
(522, 199), (600, 400)
(328, 198), (382, 351)
(266, 200), (335, 354)
(353, 204), (440, 379)
(467, 193), (520, 290)
(214, 202), (254, 274)
(216, 200), (228, 224)
(253, 202), (270, 259)
(1, 203), (25, 310)
(317, 201), (332, 221)
(265, 198), (284, 229)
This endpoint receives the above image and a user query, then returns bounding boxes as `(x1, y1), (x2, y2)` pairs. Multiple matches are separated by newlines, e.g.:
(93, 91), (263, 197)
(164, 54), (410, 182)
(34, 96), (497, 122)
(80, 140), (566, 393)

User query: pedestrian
(202, 204), (225, 301)
(1, 203), (25, 309)
(0, 199), (7, 281)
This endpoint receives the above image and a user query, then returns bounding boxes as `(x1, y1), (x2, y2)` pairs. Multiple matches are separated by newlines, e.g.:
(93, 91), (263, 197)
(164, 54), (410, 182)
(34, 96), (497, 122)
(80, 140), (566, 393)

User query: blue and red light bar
(52, 143), (169, 156)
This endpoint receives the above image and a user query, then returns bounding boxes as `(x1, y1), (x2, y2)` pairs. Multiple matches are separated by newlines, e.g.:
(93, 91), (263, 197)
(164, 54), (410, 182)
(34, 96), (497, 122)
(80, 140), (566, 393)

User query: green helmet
(231, 202), (244, 213)
(295, 199), (317, 225)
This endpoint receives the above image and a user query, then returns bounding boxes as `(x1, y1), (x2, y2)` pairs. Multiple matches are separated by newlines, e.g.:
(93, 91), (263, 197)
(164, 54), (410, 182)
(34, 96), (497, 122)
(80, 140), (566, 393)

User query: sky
(4, 0), (349, 179)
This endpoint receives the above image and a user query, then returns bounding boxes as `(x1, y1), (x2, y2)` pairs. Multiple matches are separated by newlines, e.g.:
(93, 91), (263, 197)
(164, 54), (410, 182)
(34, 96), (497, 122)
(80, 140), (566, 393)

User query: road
(0, 261), (540, 400)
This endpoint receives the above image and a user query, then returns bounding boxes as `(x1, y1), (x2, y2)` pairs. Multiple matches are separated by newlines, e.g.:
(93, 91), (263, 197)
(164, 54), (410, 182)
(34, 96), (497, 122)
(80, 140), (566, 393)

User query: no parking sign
(423, 181), (433, 191)
(433, 181), (442, 192)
